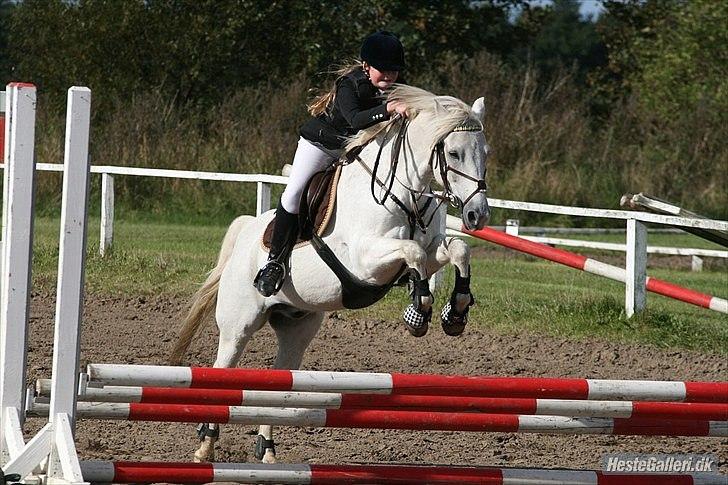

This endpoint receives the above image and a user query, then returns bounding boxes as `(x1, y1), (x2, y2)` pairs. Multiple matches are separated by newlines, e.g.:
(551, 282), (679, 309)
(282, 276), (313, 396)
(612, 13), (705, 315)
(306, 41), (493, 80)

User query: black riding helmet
(360, 31), (405, 72)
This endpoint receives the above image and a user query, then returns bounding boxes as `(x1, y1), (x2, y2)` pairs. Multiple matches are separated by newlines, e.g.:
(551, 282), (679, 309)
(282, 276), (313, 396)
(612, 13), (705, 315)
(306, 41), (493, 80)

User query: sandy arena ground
(24, 290), (726, 480)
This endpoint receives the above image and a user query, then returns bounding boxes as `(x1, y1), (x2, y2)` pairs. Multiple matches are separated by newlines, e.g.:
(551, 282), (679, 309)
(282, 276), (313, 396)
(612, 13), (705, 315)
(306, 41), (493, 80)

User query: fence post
(625, 218), (647, 317)
(505, 219), (520, 236)
(691, 255), (703, 272)
(256, 181), (271, 216)
(430, 203), (448, 294)
(100, 172), (114, 256)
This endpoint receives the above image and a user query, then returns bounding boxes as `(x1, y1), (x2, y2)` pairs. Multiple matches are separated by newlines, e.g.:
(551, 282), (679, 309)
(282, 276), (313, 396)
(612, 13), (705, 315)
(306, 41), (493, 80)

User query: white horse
(170, 85), (491, 463)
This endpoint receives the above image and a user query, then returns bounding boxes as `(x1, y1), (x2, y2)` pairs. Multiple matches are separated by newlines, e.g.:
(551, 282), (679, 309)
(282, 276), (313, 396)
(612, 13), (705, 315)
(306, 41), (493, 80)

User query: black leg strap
(0, 470), (21, 485)
(254, 434), (276, 460)
(196, 423), (220, 441)
(408, 270), (431, 312)
(454, 265), (471, 293)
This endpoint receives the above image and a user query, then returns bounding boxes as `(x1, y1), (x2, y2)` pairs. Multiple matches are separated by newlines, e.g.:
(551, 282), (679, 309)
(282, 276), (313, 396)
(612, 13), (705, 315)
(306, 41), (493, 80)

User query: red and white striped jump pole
(86, 364), (728, 403)
(446, 217), (727, 313)
(79, 461), (724, 484)
(35, 380), (728, 421)
(28, 402), (727, 437)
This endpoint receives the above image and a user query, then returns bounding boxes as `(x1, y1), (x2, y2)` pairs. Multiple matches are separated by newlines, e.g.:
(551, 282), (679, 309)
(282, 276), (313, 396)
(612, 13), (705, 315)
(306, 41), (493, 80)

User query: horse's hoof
(440, 301), (468, 336)
(403, 304), (431, 337)
(261, 450), (277, 464)
(193, 448), (214, 463)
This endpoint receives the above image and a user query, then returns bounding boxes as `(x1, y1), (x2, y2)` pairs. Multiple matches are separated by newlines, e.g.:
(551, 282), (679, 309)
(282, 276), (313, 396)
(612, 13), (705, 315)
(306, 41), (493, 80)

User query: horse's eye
(448, 150), (460, 160)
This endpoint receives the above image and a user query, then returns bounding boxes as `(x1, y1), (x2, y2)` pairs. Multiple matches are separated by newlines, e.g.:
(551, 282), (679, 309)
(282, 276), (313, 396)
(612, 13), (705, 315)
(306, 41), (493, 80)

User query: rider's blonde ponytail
(307, 60), (363, 117)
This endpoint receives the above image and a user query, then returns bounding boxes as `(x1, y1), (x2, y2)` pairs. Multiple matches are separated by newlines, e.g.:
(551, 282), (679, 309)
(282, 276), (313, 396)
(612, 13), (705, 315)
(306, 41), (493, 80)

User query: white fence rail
(501, 220), (727, 272)
(2, 162), (727, 255)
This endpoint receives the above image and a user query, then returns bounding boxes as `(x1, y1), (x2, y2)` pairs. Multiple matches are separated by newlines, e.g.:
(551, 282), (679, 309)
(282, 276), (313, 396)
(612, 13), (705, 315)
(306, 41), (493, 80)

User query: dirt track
(24, 291), (727, 477)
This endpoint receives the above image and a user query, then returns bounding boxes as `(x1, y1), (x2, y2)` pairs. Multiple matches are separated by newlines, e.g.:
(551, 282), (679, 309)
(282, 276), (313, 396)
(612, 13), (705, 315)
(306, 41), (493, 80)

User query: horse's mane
(346, 84), (477, 151)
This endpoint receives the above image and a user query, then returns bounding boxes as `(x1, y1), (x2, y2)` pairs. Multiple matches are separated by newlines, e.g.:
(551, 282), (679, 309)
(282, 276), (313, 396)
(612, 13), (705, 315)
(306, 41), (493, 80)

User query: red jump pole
(448, 218), (727, 314)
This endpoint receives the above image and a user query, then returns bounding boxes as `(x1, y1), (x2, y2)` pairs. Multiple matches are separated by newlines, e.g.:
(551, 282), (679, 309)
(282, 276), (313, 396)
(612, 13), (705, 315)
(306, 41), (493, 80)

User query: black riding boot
(254, 205), (299, 297)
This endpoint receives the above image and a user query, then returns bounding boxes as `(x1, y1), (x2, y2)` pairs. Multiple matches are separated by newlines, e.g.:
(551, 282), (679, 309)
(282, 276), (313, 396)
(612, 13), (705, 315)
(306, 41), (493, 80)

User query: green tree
(513, 0), (605, 83)
(629, 0), (727, 127)
(1, 0), (525, 111)
(590, 0), (679, 111)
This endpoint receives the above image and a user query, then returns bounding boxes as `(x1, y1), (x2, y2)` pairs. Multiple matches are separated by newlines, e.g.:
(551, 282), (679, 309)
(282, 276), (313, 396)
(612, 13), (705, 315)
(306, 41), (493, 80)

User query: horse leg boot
(403, 270), (434, 337)
(441, 265), (475, 336)
(254, 204), (299, 297)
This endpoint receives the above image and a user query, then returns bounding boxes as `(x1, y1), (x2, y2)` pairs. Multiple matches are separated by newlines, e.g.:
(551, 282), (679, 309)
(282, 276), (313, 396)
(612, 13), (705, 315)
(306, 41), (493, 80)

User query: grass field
(30, 216), (727, 354)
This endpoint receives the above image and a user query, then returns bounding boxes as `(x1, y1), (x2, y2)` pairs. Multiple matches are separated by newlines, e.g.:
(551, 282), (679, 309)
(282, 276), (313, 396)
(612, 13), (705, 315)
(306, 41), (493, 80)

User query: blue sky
(528, 0), (604, 19)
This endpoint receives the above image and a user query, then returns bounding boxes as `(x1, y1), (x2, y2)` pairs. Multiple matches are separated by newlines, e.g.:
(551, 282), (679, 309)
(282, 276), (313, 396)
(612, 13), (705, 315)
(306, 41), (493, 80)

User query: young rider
(254, 31), (409, 297)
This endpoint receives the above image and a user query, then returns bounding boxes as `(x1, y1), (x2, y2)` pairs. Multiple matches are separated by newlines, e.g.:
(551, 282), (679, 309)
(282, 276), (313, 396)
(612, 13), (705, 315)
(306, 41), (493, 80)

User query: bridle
(343, 115), (487, 238)
(431, 119), (488, 210)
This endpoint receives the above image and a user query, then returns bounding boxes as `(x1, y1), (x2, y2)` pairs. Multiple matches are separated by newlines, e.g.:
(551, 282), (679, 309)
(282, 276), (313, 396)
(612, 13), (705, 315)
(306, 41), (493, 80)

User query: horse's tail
(169, 215), (254, 365)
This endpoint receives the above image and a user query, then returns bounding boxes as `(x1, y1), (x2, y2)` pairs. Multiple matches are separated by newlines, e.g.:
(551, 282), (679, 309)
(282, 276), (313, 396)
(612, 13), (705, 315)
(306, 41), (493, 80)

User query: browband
(452, 119), (483, 132)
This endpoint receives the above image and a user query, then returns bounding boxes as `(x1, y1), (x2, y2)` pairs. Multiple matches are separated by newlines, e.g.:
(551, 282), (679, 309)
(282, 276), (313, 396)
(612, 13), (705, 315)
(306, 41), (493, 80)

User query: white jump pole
(26, 401), (728, 437)
(84, 364), (728, 403)
(78, 461), (728, 485)
(0, 83), (37, 465)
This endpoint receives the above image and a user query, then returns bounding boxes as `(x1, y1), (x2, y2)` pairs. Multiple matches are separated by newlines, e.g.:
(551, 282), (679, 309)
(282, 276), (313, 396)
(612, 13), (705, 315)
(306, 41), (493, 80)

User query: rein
(342, 114), (487, 237)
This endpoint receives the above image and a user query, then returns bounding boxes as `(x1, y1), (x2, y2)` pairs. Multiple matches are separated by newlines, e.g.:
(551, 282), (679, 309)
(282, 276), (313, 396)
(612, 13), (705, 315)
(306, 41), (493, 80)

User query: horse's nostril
(467, 211), (478, 226)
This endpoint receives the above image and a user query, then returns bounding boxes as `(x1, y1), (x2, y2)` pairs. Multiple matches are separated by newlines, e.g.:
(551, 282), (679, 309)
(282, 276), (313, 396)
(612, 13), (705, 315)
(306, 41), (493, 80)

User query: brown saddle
(262, 164), (342, 251)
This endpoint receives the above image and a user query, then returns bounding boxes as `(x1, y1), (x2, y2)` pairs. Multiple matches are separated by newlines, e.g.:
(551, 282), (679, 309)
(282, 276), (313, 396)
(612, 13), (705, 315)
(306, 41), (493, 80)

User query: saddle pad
(261, 164), (342, 251)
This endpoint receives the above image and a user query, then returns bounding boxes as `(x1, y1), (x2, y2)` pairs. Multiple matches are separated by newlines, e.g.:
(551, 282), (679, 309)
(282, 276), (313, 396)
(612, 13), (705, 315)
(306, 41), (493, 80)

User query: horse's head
(389, 87), (490, 230)
(346, 86), (491, 231)
(433, 96), (490, 230)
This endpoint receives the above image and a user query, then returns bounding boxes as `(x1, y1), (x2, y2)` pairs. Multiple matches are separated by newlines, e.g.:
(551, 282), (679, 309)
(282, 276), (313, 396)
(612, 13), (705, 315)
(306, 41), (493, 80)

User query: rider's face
(365, 64), (399, 90)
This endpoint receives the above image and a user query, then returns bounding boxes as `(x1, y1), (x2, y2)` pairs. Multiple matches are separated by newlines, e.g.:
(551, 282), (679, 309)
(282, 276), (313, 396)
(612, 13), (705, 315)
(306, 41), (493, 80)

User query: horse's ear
(472, 97), (486, 122)
(433, 98), (448, 116)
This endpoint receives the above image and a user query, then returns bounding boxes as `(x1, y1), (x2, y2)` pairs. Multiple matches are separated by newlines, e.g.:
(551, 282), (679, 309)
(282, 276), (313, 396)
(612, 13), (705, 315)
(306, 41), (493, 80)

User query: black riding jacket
(300, 68), (392, 150)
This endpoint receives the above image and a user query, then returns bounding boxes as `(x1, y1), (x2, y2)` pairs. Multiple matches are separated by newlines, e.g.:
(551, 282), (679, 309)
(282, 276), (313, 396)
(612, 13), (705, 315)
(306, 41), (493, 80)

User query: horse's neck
(344, 137), (431, 202)
(333, 136), (432, 243)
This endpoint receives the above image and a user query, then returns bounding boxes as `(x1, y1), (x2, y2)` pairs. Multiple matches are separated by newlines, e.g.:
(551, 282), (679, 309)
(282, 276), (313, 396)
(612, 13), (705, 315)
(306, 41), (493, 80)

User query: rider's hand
(386, 101), (408, 117)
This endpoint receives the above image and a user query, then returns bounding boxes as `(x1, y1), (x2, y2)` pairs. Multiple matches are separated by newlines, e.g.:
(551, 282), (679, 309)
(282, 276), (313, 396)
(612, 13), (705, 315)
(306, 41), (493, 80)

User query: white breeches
(280, 137), (341, 214)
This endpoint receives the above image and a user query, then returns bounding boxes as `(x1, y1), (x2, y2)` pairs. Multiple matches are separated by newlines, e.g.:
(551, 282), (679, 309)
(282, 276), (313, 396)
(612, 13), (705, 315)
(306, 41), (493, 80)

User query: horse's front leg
(358, 237), (434, 337)
(425, 236), (475, 336)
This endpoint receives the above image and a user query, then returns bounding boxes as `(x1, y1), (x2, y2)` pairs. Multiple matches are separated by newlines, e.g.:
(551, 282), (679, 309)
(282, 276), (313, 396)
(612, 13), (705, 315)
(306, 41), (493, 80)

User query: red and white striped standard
(30, 402), (727, 437)
(35, 381), (728, 421)
(85, 364), (728, 403)
(79, 461), (725, 484)
(450, 222), (728, 314)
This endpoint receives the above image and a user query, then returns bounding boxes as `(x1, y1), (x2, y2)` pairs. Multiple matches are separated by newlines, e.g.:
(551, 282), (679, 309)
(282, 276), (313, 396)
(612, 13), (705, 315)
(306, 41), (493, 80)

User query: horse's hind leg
(194, 305), (267, 463)
(256, 310), (325, 464)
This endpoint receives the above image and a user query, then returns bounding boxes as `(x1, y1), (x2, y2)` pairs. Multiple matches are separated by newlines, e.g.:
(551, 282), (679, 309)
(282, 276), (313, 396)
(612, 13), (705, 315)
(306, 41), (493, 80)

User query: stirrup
(253, 260), (287, 297)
